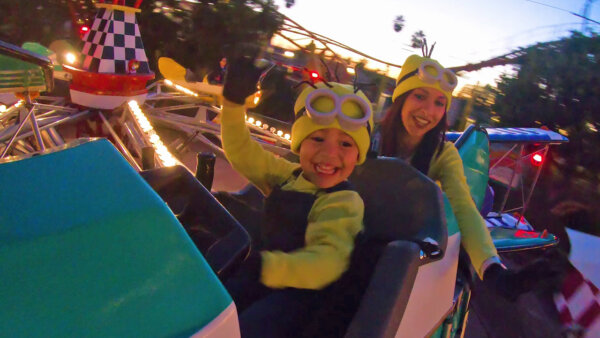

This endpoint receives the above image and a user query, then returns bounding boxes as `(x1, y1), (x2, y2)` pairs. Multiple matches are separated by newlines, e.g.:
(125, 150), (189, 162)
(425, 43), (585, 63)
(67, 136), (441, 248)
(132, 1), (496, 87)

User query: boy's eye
(341, 141), (353, 148)
(435, 100), (445, 107)
(310, 136), (324, 142)
(414, 93), (426, 100)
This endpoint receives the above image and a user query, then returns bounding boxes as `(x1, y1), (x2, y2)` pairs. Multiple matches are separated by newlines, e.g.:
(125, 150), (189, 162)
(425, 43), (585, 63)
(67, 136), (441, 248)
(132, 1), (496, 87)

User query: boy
(220, 57), (372, 337)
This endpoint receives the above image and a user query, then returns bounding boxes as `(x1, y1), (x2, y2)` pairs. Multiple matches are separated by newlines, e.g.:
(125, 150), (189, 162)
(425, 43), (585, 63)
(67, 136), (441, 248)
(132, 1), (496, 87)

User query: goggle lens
(441, 71), (458, 91)
(423, 63), (440, 79)
(302, 88), (371, 132)
(309, 95), (337, 114)
(393, 59), (458, 93)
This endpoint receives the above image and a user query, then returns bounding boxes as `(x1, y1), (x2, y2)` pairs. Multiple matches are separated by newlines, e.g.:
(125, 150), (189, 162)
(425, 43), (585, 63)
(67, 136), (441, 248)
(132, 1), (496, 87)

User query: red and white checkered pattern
(554, 266), (600, 337)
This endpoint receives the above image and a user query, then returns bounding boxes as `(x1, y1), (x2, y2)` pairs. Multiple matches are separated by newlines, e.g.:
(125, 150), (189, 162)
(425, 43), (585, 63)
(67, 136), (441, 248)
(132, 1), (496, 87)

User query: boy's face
(299, 128), (359, 189)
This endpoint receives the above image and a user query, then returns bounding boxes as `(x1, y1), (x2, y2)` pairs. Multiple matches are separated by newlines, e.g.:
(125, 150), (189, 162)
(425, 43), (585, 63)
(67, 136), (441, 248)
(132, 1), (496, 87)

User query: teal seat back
(443, 125), (490, 236)
(0, 139), (231, 337)
(453, 125), (490, 210)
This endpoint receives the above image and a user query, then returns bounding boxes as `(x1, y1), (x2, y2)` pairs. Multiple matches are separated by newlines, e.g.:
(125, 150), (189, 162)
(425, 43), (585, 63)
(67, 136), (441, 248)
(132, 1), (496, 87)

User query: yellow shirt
(428, 142), (499, 277)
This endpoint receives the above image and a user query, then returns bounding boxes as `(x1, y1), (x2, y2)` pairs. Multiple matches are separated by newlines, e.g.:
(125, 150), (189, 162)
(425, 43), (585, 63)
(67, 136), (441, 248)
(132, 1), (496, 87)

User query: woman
(377, 54), (556, 298)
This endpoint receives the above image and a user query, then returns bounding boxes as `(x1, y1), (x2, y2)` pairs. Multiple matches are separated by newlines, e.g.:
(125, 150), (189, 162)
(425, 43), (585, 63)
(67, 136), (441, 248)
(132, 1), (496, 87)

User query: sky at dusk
(272, 0), (599, 91)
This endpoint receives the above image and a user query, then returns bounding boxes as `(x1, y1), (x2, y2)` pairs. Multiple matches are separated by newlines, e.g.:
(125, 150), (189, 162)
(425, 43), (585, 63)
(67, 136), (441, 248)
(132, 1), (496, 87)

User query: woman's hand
(483, 258), (565, 302)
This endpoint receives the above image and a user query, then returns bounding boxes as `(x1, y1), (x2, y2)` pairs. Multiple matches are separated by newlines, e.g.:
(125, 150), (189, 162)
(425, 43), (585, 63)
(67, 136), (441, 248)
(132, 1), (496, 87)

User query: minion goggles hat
(392, 54), (458, 110)
(292, 82), (373, 164)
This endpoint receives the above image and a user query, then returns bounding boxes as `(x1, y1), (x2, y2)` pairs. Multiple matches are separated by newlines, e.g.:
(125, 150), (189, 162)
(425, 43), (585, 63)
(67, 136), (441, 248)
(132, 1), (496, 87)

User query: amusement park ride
(0, 1), (584, 337)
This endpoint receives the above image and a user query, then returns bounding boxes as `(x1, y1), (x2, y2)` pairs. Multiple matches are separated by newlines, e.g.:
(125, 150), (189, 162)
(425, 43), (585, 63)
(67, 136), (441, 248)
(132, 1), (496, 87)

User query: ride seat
(0, 40), (53, 94)
(211, 155), (451, 337)
(325, 156), (450, 337)
(0, 139), (238, 337)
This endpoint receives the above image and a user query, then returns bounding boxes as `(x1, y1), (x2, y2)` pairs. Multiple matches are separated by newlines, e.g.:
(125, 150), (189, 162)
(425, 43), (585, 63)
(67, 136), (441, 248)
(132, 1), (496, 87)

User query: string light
(253, 91), (261, 105)
(128, 100), (177, 167)
(0, 100), (23, 119)
(65, 52), (77, 64)
(163, 79), (198, 97)
(160, 79), (291, 145)
(243, 116), (291, 144)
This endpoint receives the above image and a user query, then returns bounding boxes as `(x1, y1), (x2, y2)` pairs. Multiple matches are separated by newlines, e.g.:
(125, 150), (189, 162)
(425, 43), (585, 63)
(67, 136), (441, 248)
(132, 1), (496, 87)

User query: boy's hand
(237, 248), (263, 283)
(222, 56), (267, 105)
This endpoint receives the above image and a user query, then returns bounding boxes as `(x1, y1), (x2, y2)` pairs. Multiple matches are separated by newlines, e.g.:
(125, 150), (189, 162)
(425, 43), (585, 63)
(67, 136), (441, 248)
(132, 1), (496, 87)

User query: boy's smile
(299, 128), (359, 189)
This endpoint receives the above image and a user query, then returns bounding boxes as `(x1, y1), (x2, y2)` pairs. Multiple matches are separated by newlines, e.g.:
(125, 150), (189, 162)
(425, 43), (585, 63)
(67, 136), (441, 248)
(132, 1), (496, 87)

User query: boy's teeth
(316, 164), (335, 174)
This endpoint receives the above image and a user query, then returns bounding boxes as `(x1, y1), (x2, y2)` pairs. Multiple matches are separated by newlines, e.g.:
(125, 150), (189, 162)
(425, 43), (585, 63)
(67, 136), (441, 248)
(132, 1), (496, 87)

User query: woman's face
(400, 87), (447, 141)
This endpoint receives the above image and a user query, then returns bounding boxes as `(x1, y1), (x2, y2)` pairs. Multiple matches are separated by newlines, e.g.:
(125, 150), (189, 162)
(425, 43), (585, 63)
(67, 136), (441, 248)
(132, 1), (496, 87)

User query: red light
(310, 71), (319, 79)
(531, 153), (543, 166)
(514, 230), (540, 238)
(79, 25), (90, 39)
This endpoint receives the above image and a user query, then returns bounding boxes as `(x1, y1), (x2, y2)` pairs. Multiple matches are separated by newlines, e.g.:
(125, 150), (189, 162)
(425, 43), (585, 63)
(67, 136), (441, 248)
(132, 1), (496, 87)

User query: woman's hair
(379, 90), (447, 174)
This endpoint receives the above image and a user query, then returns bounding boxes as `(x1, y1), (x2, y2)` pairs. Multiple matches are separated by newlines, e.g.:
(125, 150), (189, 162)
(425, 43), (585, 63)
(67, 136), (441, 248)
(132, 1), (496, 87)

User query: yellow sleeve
(260, 190), (364, 289)
(429, 142), (498, 278)
(220, 100), (298, 195)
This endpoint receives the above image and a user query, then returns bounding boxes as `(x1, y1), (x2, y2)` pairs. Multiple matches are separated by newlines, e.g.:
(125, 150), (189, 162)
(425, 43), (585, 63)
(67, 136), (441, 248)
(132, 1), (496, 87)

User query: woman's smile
(412, 114), (431, 128)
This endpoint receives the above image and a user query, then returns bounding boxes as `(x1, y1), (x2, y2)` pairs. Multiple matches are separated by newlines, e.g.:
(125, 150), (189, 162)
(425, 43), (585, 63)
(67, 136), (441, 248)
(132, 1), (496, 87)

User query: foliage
(0, 0), (95, 46)
(493, 32), (600, 180)
(0, 0), (284, 77)
(492, 32), (600, 231)
(392, 15), (426, 51)
(410, 30), (426, 49)
(453, 83), (497, 128)
(139, 0), (284, 76)
(393, 16), (405, 33)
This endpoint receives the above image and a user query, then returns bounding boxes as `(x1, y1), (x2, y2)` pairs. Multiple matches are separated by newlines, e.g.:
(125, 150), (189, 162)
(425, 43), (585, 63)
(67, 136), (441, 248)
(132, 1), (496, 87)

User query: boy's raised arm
(221, 101), (296, 194)
(221, 56), (297, 194)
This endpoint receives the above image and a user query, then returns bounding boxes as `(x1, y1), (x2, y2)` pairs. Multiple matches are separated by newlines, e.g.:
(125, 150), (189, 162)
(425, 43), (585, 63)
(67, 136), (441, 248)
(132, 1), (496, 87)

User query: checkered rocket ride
(64, 0), (154, 109)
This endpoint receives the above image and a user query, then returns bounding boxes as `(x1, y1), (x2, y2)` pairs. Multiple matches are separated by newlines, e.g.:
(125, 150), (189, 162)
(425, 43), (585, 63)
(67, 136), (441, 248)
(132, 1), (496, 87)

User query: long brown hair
(379, 90), (447, 175)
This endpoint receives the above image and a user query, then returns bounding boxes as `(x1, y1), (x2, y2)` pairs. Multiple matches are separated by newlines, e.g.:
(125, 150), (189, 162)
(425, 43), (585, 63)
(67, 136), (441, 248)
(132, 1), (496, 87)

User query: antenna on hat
(428, 42), (436, 58)
(420, 39), (437, 58)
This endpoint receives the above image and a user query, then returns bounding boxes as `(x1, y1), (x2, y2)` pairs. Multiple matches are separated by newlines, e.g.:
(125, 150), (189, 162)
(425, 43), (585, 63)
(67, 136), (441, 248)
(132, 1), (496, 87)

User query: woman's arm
(430, 142), (498, 278)
(221, 101), (298, 195)
(259, 190), (364, 289)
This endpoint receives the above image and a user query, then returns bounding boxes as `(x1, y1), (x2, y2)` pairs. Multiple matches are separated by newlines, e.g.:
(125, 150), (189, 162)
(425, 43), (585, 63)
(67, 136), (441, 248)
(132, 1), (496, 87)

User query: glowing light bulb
(65, 52), (77, 64)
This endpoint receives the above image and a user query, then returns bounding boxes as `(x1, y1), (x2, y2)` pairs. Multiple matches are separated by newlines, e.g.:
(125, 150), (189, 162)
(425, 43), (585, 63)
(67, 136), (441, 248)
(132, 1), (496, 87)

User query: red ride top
(95, 0), (143, 8)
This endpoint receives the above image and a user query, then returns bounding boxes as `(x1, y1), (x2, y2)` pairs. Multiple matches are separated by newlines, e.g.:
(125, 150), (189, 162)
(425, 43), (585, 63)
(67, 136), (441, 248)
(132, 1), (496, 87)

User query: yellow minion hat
(291, 82), (373, 164)
(392, 54), (457, 110)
